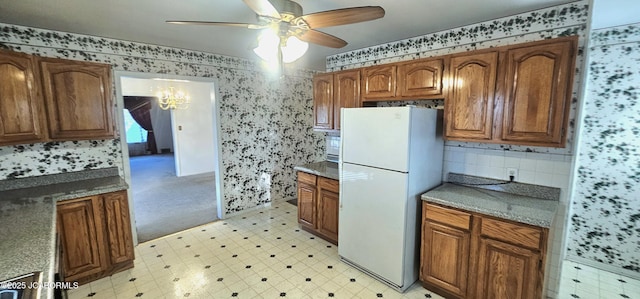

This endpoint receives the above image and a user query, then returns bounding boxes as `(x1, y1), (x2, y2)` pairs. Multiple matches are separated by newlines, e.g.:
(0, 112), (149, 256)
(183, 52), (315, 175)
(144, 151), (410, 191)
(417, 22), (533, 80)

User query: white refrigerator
(338, 106), (444, 292)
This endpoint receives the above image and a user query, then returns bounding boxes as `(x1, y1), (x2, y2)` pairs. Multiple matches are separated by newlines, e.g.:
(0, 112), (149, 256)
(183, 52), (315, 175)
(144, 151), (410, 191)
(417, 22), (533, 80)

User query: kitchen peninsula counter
(294, 161), (339, 181)
(0, 167), (127, 298)
(421, 173), (560, 227)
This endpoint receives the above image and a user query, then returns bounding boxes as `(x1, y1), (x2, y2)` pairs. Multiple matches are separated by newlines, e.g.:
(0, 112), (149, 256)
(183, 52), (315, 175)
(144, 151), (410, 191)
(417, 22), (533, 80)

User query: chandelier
(157, 87), (190, 110)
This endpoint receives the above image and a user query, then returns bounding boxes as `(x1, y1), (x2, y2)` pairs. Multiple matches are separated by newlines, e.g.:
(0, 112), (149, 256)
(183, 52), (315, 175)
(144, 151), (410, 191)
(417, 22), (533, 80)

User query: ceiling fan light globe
(253, 29), (280, 62)
(282, 36), (308, 63)
(253, 44), (278, 62)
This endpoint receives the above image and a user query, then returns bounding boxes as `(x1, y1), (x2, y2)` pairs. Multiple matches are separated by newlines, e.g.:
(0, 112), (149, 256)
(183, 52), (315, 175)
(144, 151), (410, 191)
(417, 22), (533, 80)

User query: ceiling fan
(167, 0), (385, 63)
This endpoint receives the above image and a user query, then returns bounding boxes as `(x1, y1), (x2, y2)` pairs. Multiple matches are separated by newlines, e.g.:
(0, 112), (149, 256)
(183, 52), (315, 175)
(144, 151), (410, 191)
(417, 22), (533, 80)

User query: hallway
(130, 153), (218, 242)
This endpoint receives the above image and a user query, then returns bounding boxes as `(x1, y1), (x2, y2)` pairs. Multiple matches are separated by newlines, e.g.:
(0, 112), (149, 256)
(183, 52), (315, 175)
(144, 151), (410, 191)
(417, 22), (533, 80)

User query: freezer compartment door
(338, 162), (408, 286)
(341, 107), (411, 172)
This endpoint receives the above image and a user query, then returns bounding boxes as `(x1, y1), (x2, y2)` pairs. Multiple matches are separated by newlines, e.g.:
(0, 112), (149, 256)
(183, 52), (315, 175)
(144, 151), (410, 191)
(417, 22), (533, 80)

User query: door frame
(114, 71), (226, 245)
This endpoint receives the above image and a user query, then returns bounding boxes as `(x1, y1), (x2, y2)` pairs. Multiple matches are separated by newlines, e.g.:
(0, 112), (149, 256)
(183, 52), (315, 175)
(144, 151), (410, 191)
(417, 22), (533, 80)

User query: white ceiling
(0, 0), (576, 70)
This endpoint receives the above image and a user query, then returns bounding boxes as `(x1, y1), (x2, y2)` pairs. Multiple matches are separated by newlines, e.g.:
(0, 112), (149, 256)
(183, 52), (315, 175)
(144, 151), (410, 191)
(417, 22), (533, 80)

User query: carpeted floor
(129, 153), (218, 243)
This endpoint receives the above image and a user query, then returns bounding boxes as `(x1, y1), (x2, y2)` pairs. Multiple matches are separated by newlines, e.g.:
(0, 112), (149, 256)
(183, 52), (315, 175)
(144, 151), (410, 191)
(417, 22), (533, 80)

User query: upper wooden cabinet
(362, 58), (445, 101)
(313, 69), (360, 131)
(444, 36), (577, 147)
(314, 36), (576, 148)
(362, 65), (396, 100)
(397, 58), (444, 98)
(0, 50), (116, 146)
(501, 38), (576, 146)
(445, 51), (499, 141)
(313, 73), (333, 130)
(333, 70), (361, 130)
(40, 57), (115, 141)
(0, 50), (47, 145)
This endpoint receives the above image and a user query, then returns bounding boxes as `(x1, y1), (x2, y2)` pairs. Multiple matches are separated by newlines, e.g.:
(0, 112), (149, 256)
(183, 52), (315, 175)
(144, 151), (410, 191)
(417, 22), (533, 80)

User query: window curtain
(124, 96), (158, 154)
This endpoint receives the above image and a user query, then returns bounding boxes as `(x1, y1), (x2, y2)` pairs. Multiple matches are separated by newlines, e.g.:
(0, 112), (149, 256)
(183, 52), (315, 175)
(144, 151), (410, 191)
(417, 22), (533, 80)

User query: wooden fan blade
(299, 6), (384, 29)
(166, 21), (263, 29)
(298, 30), (347, 48)
(243, 0), (281, 19)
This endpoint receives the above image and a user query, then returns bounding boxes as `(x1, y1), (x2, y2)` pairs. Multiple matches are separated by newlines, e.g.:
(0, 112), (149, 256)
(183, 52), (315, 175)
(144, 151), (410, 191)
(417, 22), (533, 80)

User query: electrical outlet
(506, 168), (518, 181)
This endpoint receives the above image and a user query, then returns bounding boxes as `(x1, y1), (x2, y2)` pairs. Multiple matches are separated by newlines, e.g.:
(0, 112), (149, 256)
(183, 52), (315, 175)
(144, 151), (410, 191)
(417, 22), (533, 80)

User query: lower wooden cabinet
(421, 204), (471, 298)
(102, 191), (135, 266)
(420, 202), (548, 299)
(57, 190), (134, 285)
(56, 196), (107, 281)
(297, 172), (317, 230)
(476, 237), (540, 299)
(296, 172), (339, 244)
(316, 177), (339, 243)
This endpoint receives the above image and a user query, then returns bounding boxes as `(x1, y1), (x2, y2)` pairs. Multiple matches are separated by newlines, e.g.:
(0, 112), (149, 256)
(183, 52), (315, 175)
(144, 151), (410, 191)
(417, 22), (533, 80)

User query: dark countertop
(0, 168), (127, 298)
(294, 161), (339, 181)
(421, 174), (560, 228)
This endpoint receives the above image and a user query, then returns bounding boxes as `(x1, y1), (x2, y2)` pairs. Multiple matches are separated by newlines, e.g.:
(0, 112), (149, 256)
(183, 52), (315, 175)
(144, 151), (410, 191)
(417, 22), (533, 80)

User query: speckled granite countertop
(0, 167), (127, 297)
(421, 173), (560, 228)
(294, 161), (339, 180)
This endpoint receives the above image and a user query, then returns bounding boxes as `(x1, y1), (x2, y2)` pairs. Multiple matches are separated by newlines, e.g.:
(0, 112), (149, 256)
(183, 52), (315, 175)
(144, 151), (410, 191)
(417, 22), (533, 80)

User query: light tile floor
(67, 201), (640, 299)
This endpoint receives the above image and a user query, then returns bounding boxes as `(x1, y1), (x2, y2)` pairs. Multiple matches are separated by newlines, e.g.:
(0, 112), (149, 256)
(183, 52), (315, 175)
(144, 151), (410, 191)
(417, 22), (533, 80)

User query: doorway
(114, 72), (224, 244)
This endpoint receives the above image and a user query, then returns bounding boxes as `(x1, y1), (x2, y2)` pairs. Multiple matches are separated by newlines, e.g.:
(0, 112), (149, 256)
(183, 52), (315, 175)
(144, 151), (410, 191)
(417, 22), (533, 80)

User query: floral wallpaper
(0, 141), (120, 179)
(566, 23), (640, 277)
(0, 23), (324, 214)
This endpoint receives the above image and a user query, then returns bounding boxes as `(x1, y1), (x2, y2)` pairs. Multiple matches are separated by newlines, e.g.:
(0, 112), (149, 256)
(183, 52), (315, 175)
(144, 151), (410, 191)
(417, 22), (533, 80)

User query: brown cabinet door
(313, 73), (334, 130)
(476, 237), (540, 299)
(0, 50), (47, 145)
(398, 58), (444, 99)
(39, 58), (114, 140)
(445, 51), (499, 140)
(316, 178), (339, 244)
(421, 220), (470, 298)
(333, 70), (360, 130)
(502, 37), (575, 146)
(57, 196), (107, 281)
(102, 191), (135, 265)
(297, 181), (317, 229)
(362, 65), (396, 101)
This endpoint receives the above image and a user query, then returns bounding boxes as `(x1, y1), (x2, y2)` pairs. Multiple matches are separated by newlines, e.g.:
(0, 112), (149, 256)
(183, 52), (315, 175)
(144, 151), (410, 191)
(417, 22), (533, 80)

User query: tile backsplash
(325, 135), (340, 157)
(442, 147), (572, 194)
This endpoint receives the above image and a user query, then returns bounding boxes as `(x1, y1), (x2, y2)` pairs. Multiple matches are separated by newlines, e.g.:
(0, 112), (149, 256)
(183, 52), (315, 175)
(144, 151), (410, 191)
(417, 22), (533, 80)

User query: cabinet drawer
(481, 217), (542, 249)
(297, 172), (317, 185)
(318, 177), (339, 192)
(424, 203), (471, 230)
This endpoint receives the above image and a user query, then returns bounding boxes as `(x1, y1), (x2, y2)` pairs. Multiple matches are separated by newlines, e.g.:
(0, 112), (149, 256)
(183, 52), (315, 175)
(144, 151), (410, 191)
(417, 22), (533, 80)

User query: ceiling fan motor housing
(270, 0), (303, 20)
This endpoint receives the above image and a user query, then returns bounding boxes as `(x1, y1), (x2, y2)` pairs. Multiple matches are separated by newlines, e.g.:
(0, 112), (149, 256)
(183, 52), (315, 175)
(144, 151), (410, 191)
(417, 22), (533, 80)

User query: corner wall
(566, 21), (640, 278)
